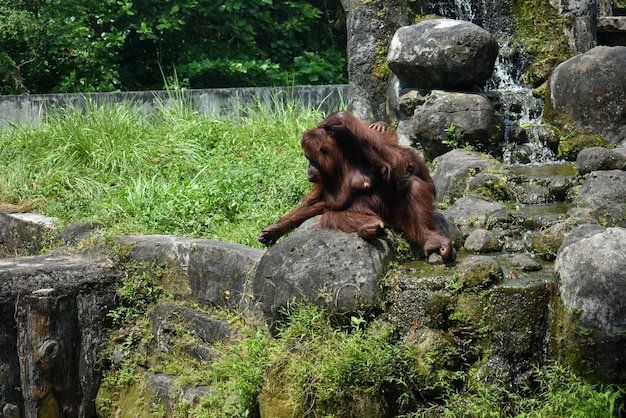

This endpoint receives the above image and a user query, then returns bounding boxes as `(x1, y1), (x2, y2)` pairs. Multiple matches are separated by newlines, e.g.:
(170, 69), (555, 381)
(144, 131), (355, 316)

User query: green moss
(512, 0), (575, 88)
(558, 133), (611, 161)
(373, 40), (392, 82)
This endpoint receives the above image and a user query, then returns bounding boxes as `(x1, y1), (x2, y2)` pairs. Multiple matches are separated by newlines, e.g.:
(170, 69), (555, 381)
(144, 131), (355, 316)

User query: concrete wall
(0, 84), (349, 126)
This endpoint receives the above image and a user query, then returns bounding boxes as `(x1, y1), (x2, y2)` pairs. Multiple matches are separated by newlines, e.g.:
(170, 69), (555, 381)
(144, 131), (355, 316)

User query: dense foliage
(0, 0), (347, 94)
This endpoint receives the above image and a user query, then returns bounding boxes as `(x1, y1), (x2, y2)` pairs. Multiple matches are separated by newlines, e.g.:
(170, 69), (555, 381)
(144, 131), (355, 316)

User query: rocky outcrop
(431, 149), (505, 205)
(576, 146), (626, 174)
(116, 234), (264, 309)
(554, 226), (626, 382)
(572, 170), (626, 227)
(443, 196), (509, 236)
(340, 0), (408, 120)
(387, 19), (502, 158)
(253, 217), (396, 323)
(387, 19), (499, 90)
(548, 46), (626, 146)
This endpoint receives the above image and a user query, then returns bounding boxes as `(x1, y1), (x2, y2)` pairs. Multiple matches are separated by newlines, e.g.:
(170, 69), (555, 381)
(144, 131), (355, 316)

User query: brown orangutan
(259, 111), (453, 261)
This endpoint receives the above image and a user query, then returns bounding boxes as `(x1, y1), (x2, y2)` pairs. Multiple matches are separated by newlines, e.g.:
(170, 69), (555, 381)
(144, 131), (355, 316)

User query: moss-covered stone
(531, 220), (576, 260)
(400, 328), (463, 397)
(511, 0), (574, 88)
(456, 255), (504, 289)
(558, 133), (610, 161)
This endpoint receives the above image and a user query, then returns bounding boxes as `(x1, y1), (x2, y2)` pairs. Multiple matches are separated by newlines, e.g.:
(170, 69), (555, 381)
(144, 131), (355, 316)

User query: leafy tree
(0, 0), (346, 93)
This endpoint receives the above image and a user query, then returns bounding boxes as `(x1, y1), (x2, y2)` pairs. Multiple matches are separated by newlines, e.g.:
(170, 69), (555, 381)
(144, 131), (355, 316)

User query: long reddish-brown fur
(259, 111), (453, 260)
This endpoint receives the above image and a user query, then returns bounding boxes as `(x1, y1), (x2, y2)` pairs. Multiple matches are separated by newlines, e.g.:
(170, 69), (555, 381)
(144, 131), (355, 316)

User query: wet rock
(510, 254), (542, 272)
(253, 217), (396, 322)
(400, 328), (462, 397)
(549, 46), (626, 145)
(450, 279), (553, 388)
(396, 91), (503, 159)
(443, 196), (509, 236)
(554, 226), (626, 383)
(386, 274), (454, 334)
(464, 229), (502, 253)
(432, 149), (505, 205)
(531, 220), (577, 261)
(387, 19), (498, 90)
(457, 256), (504, 289)
(576, 146), (626, 175)
(475, 282), (552, 388)
(558, 132), (611, 161)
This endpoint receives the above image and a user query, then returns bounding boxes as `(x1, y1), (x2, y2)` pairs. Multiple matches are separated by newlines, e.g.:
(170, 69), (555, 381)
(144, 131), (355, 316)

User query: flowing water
(425, 0), (556, 165)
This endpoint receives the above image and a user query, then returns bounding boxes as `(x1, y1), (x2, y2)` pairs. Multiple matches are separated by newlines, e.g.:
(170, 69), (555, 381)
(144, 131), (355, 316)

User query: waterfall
(425, 0), (557, 164)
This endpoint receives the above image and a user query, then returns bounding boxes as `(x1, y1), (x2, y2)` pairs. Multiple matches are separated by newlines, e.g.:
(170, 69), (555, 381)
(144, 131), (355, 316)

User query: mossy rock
(400, 328), (463, 398)
(531, 220), (576, 260)
(558, 133), (610, 161)
(456, 256), (504, 289)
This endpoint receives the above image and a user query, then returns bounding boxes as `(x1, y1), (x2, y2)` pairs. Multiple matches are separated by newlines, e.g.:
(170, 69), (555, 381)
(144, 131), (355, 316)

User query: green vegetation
(0, 0), (347, 93)
(512, 0), (574, 87)
(0, 97), (318, 247)
(558, 132), (612, 161)
(99, 297), (625, 417)
(3, 101), (624, 416)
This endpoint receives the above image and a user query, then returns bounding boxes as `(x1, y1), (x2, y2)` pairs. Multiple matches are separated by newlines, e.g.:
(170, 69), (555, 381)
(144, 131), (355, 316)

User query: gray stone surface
(396, 91), (503, 159)
(576, 146), (626, 175)
(555, 226), (626, 382)
(464, 229), (502, 253)
(387, 19), (498, 90)
(443, 196), (509, 236)
(117, 234), (264, 309)
(549, 46), (626, 145)
(431, 149), (504, 205)
(253, 217), (396, 321)
(572, 170), (626, 227)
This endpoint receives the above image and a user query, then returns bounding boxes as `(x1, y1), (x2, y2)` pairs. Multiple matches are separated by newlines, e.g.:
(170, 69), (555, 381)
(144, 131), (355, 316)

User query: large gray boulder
(387, 19), (499, 90)
(396, 90), (503, 159)
(549, 46), (626, 146)
(116, 235), (264, 309)
(253, 217), (396, 322)
(554, 226), (626, 382)
(572, 170), (626, 227)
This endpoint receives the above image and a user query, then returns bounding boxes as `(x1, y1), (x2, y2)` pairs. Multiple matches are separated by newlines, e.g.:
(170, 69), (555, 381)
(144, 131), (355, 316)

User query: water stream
(426, 0), (556, 165)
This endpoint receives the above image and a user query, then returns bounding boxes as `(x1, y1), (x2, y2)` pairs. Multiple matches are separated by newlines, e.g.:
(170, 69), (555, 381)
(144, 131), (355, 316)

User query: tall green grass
(0, 96), (323, 247)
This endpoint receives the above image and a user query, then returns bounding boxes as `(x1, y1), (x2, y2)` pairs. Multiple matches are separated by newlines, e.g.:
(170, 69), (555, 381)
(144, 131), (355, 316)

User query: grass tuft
(0, 97), (323, 247)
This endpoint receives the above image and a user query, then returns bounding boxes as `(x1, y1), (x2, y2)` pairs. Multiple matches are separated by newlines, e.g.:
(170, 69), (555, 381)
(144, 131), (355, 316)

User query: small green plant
(106, 265), (164, 326)
(443, 124), (459, 148)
